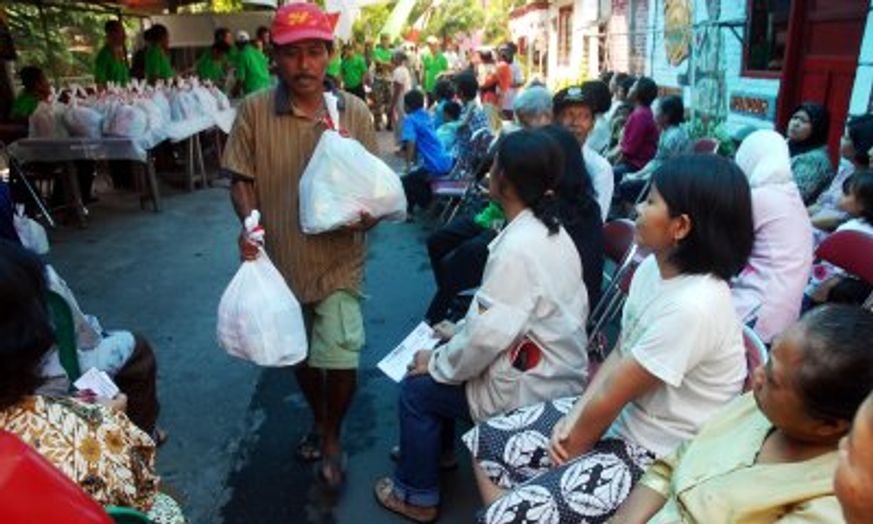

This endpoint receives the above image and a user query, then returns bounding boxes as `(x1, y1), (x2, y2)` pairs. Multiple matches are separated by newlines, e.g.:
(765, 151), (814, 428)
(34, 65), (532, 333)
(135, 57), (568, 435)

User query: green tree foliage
(5, 3), (137, 85)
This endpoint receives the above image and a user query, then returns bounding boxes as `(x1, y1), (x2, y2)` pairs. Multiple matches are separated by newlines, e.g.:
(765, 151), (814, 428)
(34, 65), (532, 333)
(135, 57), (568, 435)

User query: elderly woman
(512, 85), (553, 129)
(424, 85), (554, 324)
(613, 304), (873, 523)
(731, 130), (813, 344)
(786, 102), (835, 204)
(0, 240), (183, 523)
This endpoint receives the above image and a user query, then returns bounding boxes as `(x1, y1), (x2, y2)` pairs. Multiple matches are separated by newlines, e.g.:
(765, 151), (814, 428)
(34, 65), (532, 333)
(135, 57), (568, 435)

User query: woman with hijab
(786, 102), (835, 204)
(731, 130), (814, 345)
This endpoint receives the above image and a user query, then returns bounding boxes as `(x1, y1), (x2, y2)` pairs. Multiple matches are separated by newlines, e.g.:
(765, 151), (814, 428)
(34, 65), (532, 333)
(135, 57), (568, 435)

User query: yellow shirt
(642, 393), (843, 523)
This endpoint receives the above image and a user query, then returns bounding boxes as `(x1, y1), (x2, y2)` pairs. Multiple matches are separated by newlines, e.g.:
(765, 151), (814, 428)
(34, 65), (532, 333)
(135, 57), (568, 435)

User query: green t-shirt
(473, 202), (505, 229)
(340, 53), (367, 89)
(196, 51), (227, 84)
(373, 46), (392, 65)
(94, 44), (130, 85)
(11, 91), (39, 120)
(236, 44), (272, 95)
(144, 44), (174, 81)
(422, 51), (448, 93)
(327, 55), (342, 78)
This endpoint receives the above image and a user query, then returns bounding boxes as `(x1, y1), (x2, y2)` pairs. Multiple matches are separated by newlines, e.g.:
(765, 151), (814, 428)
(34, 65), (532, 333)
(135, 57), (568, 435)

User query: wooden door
(776, 0), (867, 160)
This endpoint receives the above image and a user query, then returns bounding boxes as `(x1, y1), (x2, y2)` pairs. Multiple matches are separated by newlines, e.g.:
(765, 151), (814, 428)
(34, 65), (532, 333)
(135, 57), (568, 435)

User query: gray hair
(513, 85), (553, 117)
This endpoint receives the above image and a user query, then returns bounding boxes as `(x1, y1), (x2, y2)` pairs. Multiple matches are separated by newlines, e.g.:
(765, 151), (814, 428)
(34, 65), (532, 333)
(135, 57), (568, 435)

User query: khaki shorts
(303, 290), (365, 370)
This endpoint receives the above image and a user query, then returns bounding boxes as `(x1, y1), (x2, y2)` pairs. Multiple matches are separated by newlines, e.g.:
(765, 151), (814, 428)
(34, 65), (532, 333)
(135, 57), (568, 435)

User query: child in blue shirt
(401, 89), (455, 214)
(436, 101), (463, 156)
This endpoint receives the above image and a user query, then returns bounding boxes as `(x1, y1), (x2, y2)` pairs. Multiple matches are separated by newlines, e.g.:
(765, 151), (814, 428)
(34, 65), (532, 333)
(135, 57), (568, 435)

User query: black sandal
(295, 432), (323, 462)
(314, 451), (347, 490)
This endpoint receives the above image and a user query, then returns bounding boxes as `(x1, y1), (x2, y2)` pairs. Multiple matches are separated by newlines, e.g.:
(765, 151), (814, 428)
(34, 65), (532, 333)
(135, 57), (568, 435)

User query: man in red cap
(222, 2), (380, 488)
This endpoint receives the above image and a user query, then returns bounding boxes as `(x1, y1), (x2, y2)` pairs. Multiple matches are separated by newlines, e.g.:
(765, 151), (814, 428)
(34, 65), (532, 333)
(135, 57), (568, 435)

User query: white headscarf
(735, 129), (794, 188)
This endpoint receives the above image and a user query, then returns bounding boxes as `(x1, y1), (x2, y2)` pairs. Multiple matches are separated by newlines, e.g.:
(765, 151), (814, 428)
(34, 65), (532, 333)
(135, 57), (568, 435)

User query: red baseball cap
(271, 2), (335, 46)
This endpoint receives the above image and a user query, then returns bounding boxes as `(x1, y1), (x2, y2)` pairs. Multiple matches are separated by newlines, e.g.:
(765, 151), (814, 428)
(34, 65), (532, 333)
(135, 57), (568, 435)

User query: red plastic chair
(0, 431), (113, 524)
(742, 325), (769, 392)
(692, 137), (719, 154)
(815, 230), (873, 309)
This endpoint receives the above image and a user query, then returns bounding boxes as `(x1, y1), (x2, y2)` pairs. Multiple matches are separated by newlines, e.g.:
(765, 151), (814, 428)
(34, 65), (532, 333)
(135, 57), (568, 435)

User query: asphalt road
(47, 132), (480, 523)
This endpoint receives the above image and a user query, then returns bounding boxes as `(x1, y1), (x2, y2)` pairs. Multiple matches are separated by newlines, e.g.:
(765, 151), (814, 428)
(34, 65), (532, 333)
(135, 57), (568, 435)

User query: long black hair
(787, 101), (830, 156)
(495, 130), (562, 234)
(652, 154), (754, 281)
(0, 240), (55, 411)
(539, 124), (605, 306)
(539, 124), (600, 221)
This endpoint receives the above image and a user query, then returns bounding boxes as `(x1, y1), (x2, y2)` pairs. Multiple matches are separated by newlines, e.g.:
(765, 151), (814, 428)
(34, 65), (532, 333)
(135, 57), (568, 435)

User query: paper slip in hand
(74, 367), (120, 399)
(378, 321), (441, 382)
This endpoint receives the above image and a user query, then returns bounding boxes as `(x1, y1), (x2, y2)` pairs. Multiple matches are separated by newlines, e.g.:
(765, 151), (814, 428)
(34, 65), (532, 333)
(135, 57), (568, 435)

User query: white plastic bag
(299, 93), (406, 234)
(63, 98), (103, 138)
(29, 95), (69, 139)
(217, 211), (308, 367)
(13, 205), (49, 255)
(104, 102), (148, 138)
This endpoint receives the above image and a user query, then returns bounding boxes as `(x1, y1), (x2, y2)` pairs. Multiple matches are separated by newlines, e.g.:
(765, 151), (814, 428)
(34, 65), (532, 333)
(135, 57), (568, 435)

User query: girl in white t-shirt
(464, 154), (754, 524)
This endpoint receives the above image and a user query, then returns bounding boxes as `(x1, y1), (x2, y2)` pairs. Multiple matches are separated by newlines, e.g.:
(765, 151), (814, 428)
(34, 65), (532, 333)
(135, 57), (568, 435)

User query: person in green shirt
(10, 66), (49, 121)
(144, 24), (174, 83)
(94, 20), (130, 87)
(233, 31), (272, 96)
(340, 44), (367, 101)
(371, 34), (393, 130)
(422, 35), (449, 105)
(196, 41), (230, 86)
(326, 51), (342, 85)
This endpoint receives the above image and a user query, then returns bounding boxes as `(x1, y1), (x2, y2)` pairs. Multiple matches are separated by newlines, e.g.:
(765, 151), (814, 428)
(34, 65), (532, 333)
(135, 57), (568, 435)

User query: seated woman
(375, 130), (590, 523)
(835, 386), (873, 524)
(465, 154), (754, 524)
(0, 240), (183, 523)
(423, 85), (554, 324)
(809, 114), (873, 235)
(39, 264), (162, 439)
(617, 95), (692, 208)
(731, 130), (813, 345)
(540, 124), (605, 309)
(614, 304), (873, 523)
(608, 77), (660, 185)
(787, 102), (835, 205)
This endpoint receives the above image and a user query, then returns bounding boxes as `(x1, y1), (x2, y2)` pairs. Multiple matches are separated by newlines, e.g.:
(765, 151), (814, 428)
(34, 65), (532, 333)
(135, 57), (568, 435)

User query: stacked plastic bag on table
(26, 77), (232, 147)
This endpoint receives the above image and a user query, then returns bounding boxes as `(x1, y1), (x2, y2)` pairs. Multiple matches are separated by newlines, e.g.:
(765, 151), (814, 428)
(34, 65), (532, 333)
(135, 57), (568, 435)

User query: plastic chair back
(742, 325), (769, 392)
(0, 431), (113, 524)
(815, 230), (873, 284)
(692, 137), (719, 154)
(602, 219), (637, 265)
(47, 290), (82, 382)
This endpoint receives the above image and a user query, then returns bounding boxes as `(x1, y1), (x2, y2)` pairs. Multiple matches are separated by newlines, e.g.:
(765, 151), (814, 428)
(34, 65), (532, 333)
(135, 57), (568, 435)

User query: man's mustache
(291, 74), (318, 83)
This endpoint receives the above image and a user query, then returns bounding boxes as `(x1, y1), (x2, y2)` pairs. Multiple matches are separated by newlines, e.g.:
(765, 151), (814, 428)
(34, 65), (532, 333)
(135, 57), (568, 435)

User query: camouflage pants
(371, 76), (392, 130)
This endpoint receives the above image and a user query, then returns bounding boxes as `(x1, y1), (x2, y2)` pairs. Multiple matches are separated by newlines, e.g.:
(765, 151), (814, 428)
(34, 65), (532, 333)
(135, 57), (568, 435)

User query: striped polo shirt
(222, 81), (379, 304)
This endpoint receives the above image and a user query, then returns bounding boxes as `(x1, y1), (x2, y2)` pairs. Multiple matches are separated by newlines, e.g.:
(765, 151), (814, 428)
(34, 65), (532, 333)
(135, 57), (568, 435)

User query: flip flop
(373, 477), (438, 523)
(295, 432), (323, 462)
(314, 451), (347, 490)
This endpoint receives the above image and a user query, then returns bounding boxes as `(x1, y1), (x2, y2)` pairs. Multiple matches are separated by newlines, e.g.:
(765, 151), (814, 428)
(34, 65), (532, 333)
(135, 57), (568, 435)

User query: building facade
(514, 0), (873, 155)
